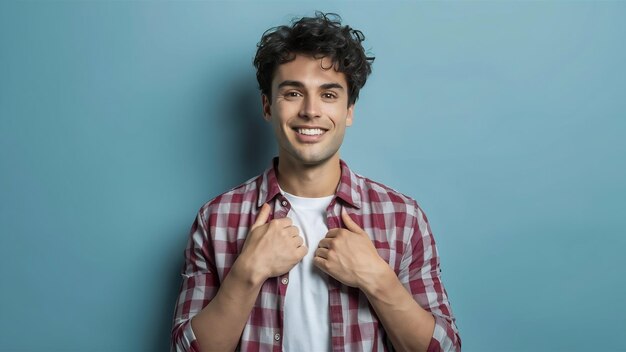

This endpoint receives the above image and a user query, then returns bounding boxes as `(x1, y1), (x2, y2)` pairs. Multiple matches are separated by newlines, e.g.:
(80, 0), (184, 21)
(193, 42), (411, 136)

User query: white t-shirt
(282, 190), (333, 352)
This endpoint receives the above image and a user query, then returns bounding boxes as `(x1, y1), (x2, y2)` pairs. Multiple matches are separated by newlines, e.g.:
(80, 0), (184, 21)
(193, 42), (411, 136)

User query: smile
(294, 128), (326, 136)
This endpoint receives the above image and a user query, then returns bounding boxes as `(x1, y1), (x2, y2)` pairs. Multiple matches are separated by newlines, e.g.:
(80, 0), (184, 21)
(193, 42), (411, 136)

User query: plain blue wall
(1, 1), (625, 351)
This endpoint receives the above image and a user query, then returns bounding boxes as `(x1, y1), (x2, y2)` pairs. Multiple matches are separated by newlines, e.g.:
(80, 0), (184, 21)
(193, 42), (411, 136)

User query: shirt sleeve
(171, 210), (220, 352)
(398, 202), (461, 352)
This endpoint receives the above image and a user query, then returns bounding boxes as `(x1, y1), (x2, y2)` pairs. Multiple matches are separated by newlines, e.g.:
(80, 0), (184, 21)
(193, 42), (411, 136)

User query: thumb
(251, 203), (271, 230)
(341, 208), (363, 234)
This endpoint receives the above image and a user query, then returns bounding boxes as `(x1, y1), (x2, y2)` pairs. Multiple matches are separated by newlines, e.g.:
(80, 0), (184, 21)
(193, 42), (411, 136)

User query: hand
(239, 203), (307, 282)
(313, 209), (390, 290)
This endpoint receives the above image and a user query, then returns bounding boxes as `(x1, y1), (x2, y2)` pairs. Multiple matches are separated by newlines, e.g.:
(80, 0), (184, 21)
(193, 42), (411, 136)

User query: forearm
(190, 258), (265, 352)
(361, 267), (435, 352)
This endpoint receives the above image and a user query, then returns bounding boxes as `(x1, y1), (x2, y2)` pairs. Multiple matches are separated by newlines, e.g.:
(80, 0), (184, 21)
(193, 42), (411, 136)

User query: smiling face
(263, 54), (354, 169)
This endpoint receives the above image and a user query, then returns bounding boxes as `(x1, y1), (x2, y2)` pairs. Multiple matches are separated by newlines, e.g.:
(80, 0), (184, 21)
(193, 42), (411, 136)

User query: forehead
(272, 54), (348, 89)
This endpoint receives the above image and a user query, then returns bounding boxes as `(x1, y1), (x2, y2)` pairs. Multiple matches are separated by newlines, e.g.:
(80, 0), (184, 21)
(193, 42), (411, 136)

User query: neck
(276, 155), (341, 198)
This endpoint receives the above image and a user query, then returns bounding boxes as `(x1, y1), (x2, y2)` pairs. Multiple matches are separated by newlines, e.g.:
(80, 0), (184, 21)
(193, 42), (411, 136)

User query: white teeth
(297, 128), (324, 136)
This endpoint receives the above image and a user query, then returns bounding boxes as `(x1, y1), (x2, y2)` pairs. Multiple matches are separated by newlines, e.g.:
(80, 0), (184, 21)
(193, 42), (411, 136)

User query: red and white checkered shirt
(171, 159), (461, 352)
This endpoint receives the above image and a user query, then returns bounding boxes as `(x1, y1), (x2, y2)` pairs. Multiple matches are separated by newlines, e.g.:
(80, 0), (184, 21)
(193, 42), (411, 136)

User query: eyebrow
(277, 80), (345, 90)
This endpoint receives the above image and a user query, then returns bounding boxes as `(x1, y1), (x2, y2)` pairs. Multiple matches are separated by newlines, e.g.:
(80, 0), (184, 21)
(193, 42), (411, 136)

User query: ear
(262, 94), (271, 121)
(346, 104), (355, 127)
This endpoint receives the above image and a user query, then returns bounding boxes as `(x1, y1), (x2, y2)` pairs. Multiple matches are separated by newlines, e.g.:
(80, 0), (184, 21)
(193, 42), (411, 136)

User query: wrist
(359, 260), (396, 296)
(231, 253), (268, 287)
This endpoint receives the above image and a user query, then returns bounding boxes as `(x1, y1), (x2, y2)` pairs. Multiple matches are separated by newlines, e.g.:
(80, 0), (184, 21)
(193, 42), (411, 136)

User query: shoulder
(354, 172), (418, 207)
(352, 171), (428, 222)
(197, 173), (263, 221)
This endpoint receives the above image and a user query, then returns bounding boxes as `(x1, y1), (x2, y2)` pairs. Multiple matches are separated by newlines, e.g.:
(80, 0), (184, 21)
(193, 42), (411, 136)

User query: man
(172, 12), (460, 352)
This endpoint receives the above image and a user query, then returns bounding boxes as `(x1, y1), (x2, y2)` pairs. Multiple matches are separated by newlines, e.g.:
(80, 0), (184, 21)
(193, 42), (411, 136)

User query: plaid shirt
(171, 159), (461, 352)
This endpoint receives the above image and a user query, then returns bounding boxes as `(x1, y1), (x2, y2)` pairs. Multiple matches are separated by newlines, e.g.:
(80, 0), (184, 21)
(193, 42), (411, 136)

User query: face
(262, 54), (354, 168)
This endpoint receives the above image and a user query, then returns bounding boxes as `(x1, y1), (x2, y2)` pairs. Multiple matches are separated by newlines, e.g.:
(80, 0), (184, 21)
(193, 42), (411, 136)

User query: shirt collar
(257, 157), (362, 209)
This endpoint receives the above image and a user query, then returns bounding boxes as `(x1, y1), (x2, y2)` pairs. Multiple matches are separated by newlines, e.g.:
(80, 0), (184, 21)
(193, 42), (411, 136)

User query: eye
(322, 92), (337, 100)
(284, 91), (303, 100)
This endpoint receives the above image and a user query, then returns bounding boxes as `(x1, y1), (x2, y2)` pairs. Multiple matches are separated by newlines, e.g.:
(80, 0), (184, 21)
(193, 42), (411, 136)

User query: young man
(172, 13), (460, 352)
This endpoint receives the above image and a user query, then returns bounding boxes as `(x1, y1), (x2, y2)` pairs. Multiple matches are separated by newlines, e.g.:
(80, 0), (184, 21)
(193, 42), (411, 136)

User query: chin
(295, 153), (339, 166)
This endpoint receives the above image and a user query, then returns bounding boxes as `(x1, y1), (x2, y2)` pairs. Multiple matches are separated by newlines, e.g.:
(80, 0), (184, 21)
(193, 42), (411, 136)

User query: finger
(286, 225), (300, 237)
(317, 238), (330, 249)
(273, 217), (293, 228)
(313, 256), (328, 272)
(324, 229), (339, 238)
(293, 235), (305, 247)
(314, 247), (329, 259)
(296, 245), (308, 259)
(251, 203), (271, 230)
(341, 208), (363, 234)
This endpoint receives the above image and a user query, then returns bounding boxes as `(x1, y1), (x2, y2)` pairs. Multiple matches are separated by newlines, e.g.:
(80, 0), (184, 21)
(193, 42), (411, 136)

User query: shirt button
(281, 200), (288, 207)
(281, 277), (289, 285)
(274, 333), (281, 341)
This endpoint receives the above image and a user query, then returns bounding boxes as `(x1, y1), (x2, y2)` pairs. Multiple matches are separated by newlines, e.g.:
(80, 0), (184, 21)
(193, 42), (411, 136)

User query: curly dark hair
(253, 12), (375, 106)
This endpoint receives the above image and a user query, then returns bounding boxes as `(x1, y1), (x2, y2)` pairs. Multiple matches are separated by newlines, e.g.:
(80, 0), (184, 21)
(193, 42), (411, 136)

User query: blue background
(1, 1), (625, 351)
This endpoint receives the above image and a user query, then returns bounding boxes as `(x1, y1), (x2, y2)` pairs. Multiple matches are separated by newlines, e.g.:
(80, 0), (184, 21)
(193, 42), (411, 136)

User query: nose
(299, 95), (321, 119)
